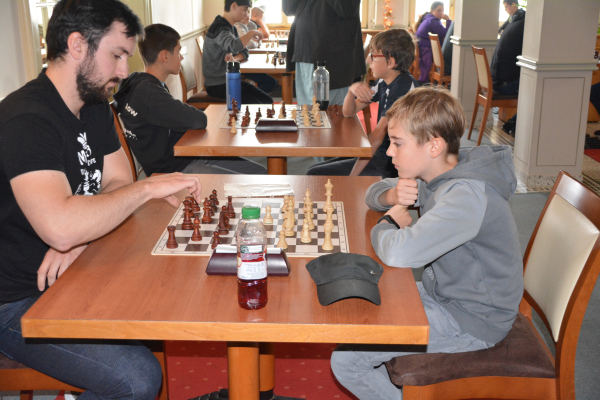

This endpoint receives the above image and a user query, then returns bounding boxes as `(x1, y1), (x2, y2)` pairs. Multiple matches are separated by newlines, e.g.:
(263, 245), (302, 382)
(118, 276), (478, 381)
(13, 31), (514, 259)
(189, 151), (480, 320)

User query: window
(35, 0), (58, 68)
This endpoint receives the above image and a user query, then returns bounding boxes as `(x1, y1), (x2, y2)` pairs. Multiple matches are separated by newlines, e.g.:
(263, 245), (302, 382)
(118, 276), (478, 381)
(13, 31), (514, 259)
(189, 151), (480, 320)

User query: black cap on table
(306, 253), (383, 306)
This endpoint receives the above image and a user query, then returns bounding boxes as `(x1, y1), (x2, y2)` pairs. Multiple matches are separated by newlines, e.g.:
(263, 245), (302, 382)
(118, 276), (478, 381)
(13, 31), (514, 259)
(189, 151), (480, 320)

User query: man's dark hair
(371, 29), (415, 73)
(503, 0), (518, 5)
(139, 24), (181, 65)
(46, 0), (143, 62)
(225, 0), (252, 12)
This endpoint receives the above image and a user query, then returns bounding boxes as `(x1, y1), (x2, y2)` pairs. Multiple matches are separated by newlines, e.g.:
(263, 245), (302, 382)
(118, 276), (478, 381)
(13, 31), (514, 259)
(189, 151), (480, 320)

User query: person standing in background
(414, 1), (451, 84)
(283, 0), (365, 106)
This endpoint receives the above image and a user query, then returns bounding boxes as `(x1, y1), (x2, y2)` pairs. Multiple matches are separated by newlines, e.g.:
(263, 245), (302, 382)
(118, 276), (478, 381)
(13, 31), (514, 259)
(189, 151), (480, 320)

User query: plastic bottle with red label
(236, 205), (268, 310)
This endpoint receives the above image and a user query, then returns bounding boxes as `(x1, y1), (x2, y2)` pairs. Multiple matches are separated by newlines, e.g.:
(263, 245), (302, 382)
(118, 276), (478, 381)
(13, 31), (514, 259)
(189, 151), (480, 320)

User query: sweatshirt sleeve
(370, 179), (487, 268)
(364, 178), (399, 211)
(429, 19), (451, 37)
(216, 29), (245, 55)
(145, 85), (207, 131)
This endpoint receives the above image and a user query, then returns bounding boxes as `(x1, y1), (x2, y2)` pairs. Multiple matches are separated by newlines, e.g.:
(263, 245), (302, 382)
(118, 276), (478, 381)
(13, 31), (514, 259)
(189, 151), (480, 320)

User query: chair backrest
(110, 102), (140, 181)
(196, 35), (204, 58)
(179, 55), (198, 102)
(521, 171), (600, 389)
(471, 46), (492, 91)
(363, 34), (372, 61)
(428, 33), (444, 73)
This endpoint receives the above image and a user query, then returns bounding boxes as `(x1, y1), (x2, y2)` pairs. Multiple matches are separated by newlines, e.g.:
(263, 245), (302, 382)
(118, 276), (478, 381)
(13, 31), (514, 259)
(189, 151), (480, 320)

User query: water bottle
(236, 205), (268, 310)
(312, 61), (330, 110)
(226, 61), (242, 110)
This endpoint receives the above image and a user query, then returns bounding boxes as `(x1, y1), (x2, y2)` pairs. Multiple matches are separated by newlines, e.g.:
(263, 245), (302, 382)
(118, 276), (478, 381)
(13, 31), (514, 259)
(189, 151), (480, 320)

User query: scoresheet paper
(224, 183), (294, 198)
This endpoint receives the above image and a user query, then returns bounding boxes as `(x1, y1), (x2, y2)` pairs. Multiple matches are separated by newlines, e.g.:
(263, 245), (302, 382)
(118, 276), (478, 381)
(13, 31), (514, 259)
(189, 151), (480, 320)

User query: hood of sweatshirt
(113, 72), (162, 105)
(206, 15), (234, 39)
(421, 145), (517, 204)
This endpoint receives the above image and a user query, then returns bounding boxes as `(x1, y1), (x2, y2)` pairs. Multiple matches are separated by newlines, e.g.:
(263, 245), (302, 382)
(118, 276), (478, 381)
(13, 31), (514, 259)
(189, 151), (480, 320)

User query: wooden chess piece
(230, 123), (236, 134)
(276, 229), (288, 249)
(182, 200), (194, 230)
(322, 229), (334, 251)
(265, 52), (270, 63)
(303, 203), (315, 231)
(324, 179), (334, 213)
(212, 190), (219, 205)
(211, 231), (221, 249)
(202, 198), (213, 224)
(291, 109), (297, 120)
(191, 198), (200, 213)
(285, 209), (295, 237)
(263, 205), (273, 224)
(191, 217), (202, 241)
(324, 208), (334, 232)
(227, 196), (235, 218)
(221, 206), (231, 229)
(166, 225), (178, 248)
(315, 112), (322, 127)
(218, 211), (229, 235)
(301, 218), (311, 244)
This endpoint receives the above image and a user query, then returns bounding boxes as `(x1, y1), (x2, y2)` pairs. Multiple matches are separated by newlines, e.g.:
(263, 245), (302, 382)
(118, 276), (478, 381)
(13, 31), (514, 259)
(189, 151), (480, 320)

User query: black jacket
(491, 9), (526, 84)
(113, 72), (207, 176)
(283, 0), (366, 90)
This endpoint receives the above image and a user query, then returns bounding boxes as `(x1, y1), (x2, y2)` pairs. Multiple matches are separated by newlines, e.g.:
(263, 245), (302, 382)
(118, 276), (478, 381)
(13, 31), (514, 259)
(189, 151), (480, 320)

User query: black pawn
(211, 232), (221, 249)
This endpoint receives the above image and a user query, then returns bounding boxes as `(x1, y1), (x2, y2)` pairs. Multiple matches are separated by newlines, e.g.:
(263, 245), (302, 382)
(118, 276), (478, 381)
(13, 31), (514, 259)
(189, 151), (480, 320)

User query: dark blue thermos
(226, 61), (241, 110)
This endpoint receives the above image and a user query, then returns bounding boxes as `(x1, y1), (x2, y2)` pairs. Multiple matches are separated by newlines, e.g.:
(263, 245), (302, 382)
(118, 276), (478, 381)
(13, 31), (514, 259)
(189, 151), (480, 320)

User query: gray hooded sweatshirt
(366, 145), (523, 344)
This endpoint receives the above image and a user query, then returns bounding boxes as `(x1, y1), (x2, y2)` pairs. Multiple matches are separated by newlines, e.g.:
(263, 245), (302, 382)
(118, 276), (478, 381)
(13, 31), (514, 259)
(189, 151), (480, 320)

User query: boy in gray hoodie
(330, 87), (523, 400)
(114, 24), (266, 176)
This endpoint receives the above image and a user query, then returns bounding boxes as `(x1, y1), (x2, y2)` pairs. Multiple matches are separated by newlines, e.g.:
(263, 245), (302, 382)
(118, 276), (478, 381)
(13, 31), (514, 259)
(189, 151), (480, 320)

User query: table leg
(227, 342), (260, 400)
(267, 157), (287, 175)
(282, 73), (293, 104)
(260, 343), (275, 399)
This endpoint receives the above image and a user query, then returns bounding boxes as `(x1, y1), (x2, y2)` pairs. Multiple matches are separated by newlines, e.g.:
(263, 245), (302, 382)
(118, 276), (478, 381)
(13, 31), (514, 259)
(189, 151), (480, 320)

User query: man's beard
(76, 55), (120, 105)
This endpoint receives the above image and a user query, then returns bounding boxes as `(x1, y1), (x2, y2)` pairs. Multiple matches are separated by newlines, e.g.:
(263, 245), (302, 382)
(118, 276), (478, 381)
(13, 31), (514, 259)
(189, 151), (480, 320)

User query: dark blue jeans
(243, 73), (278, 94)
(0, 295), (162, 399)
(493, 79), (520, 95)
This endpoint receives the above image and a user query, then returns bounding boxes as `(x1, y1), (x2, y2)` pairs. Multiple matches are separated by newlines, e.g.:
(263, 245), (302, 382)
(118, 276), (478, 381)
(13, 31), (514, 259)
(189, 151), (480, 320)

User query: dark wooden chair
(408, 28), (420, 79)
(109, 101), (143, 181)
(467, 45), (518, 146)
(177, 36), (226, 110)
(386, 171), (600, 400)
(362, 34), (374, 135)
(428, 33), (451, 88)
(0, 342), (169, 400)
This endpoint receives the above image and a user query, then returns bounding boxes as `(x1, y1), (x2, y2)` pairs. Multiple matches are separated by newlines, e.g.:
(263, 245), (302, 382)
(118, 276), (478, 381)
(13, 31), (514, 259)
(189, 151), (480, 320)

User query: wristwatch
(377, 215), (400, 229)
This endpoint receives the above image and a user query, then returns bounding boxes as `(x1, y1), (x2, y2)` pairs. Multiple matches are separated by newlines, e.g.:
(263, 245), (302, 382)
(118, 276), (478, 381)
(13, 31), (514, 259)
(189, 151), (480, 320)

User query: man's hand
(250, 29), (264, 41)
(38, 244), (87, 291)
(349, 82), (374, 104)
(385, 205), (413, 229)
(224, 53), (235, 62)
(141, 173), (202, 207)
(385, 178), (418, 207)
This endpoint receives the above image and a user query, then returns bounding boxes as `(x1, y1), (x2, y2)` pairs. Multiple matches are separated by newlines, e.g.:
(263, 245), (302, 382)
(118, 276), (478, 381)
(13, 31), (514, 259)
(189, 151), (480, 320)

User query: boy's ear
(429, 137), (447, 158)
(387, 56), (398, 70)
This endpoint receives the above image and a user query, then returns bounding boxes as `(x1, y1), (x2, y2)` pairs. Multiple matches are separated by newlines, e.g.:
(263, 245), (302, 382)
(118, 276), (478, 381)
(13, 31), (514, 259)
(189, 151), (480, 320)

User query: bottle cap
(317, 61), (327, 67)
(227, 61), (240, 73)
(241, 205), (260, 219)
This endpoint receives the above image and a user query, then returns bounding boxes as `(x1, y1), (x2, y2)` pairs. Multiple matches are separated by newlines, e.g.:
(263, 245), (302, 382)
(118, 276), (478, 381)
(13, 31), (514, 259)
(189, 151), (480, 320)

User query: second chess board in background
(219, 105), (331, 129)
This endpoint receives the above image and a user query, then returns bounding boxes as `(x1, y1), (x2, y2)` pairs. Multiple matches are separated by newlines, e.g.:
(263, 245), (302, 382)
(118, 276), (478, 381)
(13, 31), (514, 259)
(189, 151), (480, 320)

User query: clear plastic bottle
(235, 205), (268, 310)
(312, 61), (330, 110)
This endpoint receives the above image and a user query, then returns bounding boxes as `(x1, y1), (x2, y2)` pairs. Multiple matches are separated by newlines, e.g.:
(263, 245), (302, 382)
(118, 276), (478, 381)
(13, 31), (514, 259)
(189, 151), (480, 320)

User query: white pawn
(276, 229), (288, 249)
(315, 112), (322, 127)
(265, 52), (270, 63)
(285, 209), (295, 237)
(291, 108), (297, 120)
(263, 205), (273, 224)
(322, 229), (334, 251)
(301, 218), (311, 244)
(230, 123), (236, 134)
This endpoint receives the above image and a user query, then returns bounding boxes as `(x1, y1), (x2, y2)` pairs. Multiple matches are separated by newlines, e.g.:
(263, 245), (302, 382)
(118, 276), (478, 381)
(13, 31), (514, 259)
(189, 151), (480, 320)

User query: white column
(449, 0), (498, 123)
(513, 0), (600, 188)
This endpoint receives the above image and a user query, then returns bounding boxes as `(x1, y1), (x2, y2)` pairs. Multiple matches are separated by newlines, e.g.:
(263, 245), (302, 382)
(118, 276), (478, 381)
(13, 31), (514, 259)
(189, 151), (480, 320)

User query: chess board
(152, 197), (348, 257)
(219, 105), (331, 130)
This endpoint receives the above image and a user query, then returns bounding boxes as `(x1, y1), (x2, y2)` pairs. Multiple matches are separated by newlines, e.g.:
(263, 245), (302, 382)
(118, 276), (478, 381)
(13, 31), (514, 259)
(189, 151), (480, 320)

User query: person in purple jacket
(414, 1), (451, 84)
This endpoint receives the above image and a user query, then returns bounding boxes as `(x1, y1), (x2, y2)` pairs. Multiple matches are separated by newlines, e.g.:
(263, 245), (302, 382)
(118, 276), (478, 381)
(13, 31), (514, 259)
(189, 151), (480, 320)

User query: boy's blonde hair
(386, 87), (465, 155)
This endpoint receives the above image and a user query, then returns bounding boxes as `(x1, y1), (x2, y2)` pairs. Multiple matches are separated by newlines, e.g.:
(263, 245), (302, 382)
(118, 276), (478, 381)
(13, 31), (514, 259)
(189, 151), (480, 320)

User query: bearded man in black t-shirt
(0, 1), (202, 398)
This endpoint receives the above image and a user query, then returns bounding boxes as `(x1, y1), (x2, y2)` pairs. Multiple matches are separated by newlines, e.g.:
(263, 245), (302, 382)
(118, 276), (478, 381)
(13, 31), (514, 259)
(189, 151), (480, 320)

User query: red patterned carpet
(165, 341), (357, 400)
(585, 148), (600, 163)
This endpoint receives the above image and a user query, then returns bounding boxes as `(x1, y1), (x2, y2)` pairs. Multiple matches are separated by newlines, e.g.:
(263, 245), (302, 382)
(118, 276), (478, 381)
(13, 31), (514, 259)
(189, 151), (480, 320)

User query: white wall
(0, 1), (27, 98)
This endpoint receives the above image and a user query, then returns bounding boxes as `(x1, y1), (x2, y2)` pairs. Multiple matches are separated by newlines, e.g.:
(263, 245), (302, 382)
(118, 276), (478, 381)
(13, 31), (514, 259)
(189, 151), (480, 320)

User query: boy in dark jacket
(202, 0), (273, 104)
(114, 24), (266, 176)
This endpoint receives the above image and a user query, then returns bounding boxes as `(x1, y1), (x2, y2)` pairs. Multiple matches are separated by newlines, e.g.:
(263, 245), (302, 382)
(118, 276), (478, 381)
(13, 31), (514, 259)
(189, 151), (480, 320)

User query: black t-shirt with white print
(0, 70), (121, 303)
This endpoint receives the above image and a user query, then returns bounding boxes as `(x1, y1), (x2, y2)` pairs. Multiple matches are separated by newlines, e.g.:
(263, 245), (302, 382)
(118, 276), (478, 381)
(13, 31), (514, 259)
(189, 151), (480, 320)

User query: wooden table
(240, 53), (294, 104)
(174, 104), (372, 175)
(22, 175), (429, 400)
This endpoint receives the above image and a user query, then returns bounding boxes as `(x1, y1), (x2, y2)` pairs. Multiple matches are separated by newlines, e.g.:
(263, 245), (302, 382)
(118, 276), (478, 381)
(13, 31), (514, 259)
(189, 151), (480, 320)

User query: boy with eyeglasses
(307, 29), (419, 178)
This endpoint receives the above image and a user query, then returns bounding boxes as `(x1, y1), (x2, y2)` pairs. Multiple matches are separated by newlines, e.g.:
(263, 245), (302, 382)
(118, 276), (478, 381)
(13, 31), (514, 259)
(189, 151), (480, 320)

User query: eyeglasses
(369, 54), (387, 62)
